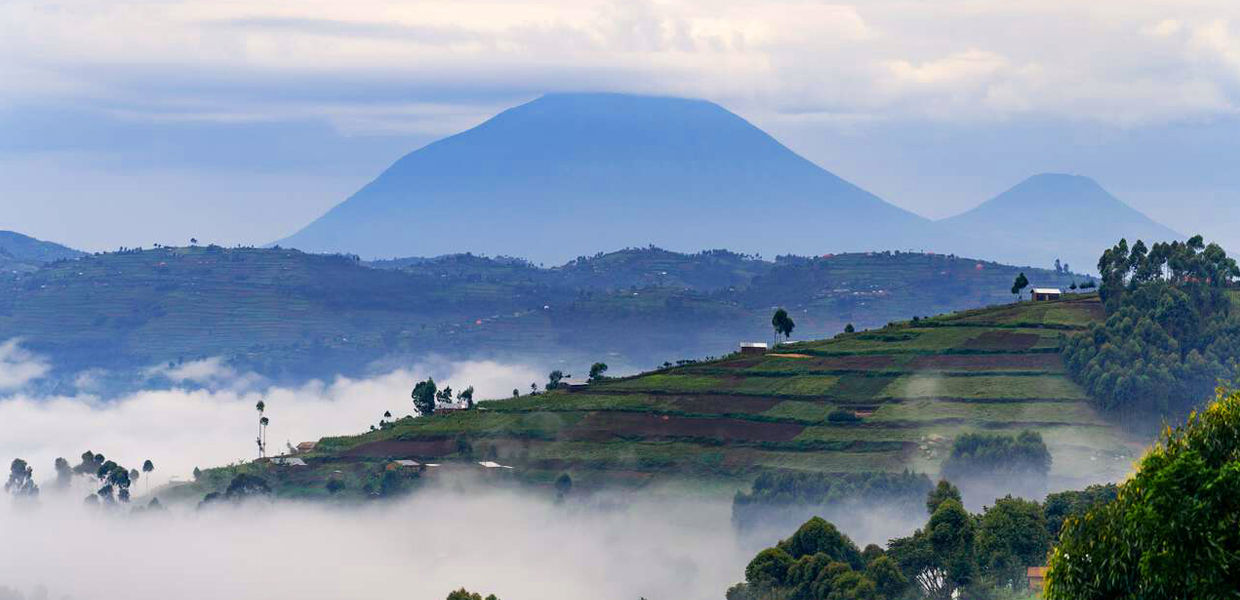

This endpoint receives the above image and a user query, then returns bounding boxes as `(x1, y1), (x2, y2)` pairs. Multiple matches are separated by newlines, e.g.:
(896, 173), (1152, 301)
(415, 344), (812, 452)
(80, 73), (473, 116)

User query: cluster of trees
(5, 459), (39, 501)
(200, 473), (272, 508)
(445, 589), (499, 600)
(940, 431), (1051, 482)
(727, 516), (904, 600)
(730, 478), (1100, 600)
(1064, 236), (1240, 415)
(732, 471), (933, 531)
(411, 378), (476, 415)
(1045, 387), (1240, 598)
(3, 451), (158, 509)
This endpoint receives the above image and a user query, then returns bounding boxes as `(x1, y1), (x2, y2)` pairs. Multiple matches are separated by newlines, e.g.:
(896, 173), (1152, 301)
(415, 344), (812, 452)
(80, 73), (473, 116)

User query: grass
(193, 293), (1146, 500)
(881, 375), (1088, 400)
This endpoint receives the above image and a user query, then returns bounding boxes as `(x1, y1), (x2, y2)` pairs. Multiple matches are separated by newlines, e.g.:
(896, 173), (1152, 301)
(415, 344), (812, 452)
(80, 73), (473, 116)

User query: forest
(1063, 235), (1240, 416)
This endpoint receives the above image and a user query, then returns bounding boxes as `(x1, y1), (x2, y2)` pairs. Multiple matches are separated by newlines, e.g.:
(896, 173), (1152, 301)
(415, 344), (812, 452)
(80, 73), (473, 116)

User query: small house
(271, 457), (306, 466)
(561, 378), (590, 392)
(1031, 288), (1063, 302)
(739, 342), (768, 356)
(295, 441), (317, 453)
(1027, 566), (1048, 590)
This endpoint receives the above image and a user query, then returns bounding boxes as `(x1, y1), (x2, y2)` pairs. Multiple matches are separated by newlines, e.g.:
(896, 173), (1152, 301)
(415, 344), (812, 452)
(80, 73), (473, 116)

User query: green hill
(0, 245), (1085, 391)
(0, 230), (83, 274)
(180, 295), (1142, 503)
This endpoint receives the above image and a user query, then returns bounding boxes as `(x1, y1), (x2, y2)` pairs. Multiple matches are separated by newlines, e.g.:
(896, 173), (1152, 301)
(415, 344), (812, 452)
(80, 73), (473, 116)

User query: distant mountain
(276, 93), (934, 263)
(0, 230), (83, 273)
(939, 174), (1182, 272)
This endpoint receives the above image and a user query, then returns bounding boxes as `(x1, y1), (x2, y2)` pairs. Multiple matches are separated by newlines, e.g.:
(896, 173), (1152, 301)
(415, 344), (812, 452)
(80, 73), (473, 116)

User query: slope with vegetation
(182, 294), (1138, 505)
(0, 244), (1083, 391)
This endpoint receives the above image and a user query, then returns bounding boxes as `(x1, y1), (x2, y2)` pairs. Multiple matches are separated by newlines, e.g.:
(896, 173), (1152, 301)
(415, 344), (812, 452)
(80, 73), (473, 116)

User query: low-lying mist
(0, 351), (542, 487)
(0, 481), (750, 600)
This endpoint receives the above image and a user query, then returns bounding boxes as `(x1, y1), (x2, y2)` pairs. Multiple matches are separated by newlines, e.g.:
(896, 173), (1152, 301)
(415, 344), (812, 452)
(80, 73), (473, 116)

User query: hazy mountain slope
(276, 93), (934, 263)
(0, 230), (83, 272)
(939, 174), (1182, 272)
(1, 245), (1081, 395)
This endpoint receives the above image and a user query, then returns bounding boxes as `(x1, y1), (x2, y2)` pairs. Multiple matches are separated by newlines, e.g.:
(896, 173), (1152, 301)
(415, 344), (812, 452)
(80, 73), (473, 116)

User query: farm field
(187, 294), (1146, 501)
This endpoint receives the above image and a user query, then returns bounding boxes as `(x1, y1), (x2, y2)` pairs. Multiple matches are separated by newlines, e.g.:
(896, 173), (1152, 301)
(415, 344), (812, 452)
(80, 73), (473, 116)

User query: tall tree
(771, 308), (795, 344)
(545, 370), (565, 391)
(412, 378), (438, 416)
(1010, 272), (1029, 300)
(255, 400), (267, 458)
(588, 362), (609, 381)
(459, 387), (475, 409)
(5, 459), (39, 500)
(142, 459), (155, 495)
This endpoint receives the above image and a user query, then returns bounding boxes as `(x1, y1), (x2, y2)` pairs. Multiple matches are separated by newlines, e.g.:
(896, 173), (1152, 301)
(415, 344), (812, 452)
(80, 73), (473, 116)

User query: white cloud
(0, 359), (541, 486)
(0, 340), (49, 391)
(4, 0), (1240, 126)
(0, 487), (750, 600)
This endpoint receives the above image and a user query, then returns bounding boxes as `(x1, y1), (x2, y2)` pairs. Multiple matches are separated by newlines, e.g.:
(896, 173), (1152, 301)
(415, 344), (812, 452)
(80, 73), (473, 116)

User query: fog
(0, 483), (751, 600)
(0, 351), (541, 487)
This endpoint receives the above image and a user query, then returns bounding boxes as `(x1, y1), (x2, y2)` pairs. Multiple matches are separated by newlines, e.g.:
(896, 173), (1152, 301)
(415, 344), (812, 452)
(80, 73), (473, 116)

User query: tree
(545, 370), (564, 391)
(588, 362), (609, 381)
(771, 308), (795, 344)
(255, 400), (268, 458)
(889, 498), (976, 600)
(844, 323), (855, 333)
(459, 386), (475, 409)
(865, 556), (909, 599)
(975, 495), (1051, 589)
(554, 472), (572, 500)
(325, 479), (346, 495)
(54, 457), (73, 490)
(512, 388), (520, 398)
(445, 590), (499, 600)
(5, 459), (39, 500)
(1045, 387), (1240, 599)
(412, 378), (438, 416)
(925, 479), (962, 514)
(1011, 272), (1029, 300)
(223, 473), (271, 501)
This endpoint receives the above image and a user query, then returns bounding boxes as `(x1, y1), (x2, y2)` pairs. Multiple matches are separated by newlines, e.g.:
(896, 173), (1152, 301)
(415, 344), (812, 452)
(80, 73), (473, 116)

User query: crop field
(186, 293), (1152, 503)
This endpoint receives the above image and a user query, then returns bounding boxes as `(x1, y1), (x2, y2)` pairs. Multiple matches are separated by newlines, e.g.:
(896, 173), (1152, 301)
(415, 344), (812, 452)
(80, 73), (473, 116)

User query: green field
(184, 294), (1145, 501)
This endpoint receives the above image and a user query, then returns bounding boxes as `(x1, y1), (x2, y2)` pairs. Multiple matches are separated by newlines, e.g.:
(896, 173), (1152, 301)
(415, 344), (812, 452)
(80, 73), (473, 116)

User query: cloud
(0, 358), (541, 486)
(0, 486), (750, 600)
(0, 340), (49, 391)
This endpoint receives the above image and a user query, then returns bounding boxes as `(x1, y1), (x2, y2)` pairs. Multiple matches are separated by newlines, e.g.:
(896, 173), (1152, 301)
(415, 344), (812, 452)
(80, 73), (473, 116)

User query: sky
(2, 0), (1239, 254)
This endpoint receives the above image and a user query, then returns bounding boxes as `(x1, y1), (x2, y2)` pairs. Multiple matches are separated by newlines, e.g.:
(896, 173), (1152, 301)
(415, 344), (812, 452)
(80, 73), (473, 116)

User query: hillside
(0, 245), (1084, 391)
(939, 174), (1182, 272)
(0, 230), (83, 273)
(275, 93), (936, 263)
(183, 295), (1142, 503)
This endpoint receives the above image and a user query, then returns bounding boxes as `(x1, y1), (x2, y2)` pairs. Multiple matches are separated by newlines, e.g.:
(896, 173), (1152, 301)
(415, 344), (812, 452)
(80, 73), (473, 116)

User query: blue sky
(2, 0), (1238, 254)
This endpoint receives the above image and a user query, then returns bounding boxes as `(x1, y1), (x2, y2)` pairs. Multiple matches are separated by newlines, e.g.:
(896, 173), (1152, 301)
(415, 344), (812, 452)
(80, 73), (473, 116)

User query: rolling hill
(0, 245), (1084, 393)
(0, 230), (83, 273)
(939, 174), (1183, 272)
(181, 295), (1143, 506)
(275, 93), (937, 263)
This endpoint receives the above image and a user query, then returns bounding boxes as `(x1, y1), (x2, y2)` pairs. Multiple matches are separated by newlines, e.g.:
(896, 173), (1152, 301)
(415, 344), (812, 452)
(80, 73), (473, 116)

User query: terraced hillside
(188, 295), (1141, 501)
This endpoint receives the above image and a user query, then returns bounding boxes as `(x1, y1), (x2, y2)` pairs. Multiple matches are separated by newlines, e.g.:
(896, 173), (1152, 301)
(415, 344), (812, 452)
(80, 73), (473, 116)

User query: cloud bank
(0, 486), (749, 600)
(0, 354), (541, 487)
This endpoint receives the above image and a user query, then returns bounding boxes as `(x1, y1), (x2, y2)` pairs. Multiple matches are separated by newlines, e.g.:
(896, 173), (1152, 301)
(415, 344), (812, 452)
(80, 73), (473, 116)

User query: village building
(739, 342), (768, 356)
(295, 441), (317, 453)
(561, 378), (590, 392)
(271, 457), (306, 466)
(1027, 566), (1048, 590)
(1031, 288), (1063, 301)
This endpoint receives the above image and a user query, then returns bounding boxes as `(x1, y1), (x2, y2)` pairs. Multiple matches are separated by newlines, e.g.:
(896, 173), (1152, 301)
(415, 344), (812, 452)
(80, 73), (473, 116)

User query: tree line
(1064, 235), (1240, 416)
